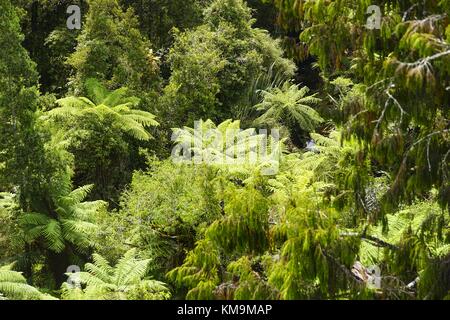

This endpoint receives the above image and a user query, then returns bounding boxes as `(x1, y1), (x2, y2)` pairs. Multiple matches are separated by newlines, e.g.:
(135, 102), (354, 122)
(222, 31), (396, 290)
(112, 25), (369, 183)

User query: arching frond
(42, 219), (65, 253)
(21, 183), (101, 254)
(46, 79), (158, 142)
(121, 117), (152, 140)
(0, 266), (49, 300)
(77, 271), (111, 288)
(54, 96), (95, 110)
(91, 253), (115, 281)
(58, 185), (94, 210)
(122, 112), (159, 127)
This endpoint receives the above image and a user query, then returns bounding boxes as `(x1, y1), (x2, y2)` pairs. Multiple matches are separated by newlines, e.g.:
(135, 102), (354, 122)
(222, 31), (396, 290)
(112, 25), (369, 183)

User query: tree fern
(20, 184), (105, 254)
(254, 82), (323, 133)
(48, 79), (159, 141)
(62, 249), (170, 300)
(0, 265), (52, 300)
(168, 129), (377, 300)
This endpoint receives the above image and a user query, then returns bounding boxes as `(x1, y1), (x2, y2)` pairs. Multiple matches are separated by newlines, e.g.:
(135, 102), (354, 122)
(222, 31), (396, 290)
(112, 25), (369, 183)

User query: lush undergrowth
(0, 0), (449, 300)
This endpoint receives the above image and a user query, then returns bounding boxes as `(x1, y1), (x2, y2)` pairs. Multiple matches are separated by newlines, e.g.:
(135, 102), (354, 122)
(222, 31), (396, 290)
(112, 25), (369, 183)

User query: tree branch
(340, 232), (400, 250)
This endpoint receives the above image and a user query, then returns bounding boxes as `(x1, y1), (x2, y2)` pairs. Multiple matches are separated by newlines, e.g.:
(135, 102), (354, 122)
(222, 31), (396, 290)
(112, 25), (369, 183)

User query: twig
(402, 4), (418, 22)
(399, 129), (450, 172)
(385, 90), (407, 123)
(373, 84), (408, 134)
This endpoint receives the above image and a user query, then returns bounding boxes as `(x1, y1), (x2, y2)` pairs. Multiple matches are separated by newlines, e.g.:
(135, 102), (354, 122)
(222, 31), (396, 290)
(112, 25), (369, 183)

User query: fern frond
(120, 116), (152, 141)
(101, 87), (131, 107)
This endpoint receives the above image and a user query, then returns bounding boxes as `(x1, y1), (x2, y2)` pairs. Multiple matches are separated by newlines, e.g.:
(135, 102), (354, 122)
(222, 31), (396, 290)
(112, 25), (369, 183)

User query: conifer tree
(168, 129), (374, 300)
(269, 0), (450, 214)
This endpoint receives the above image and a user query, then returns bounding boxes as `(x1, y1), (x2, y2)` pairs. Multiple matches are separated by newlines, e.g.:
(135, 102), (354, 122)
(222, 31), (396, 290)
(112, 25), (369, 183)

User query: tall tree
(160, 0), (296, 126)
(267, 0), (450, 299)
(254, 82), (323, 146)
(269, 0), (450, 214)
(18, 0), (85, 95)
(68, 0), (160, 94)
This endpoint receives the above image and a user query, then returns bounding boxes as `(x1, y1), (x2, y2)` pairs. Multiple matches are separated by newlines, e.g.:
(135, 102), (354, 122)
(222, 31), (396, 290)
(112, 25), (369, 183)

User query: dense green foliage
(160, 0), (295, 126)
(68, 0), (160, 94)
(0, 0), (449, 300)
